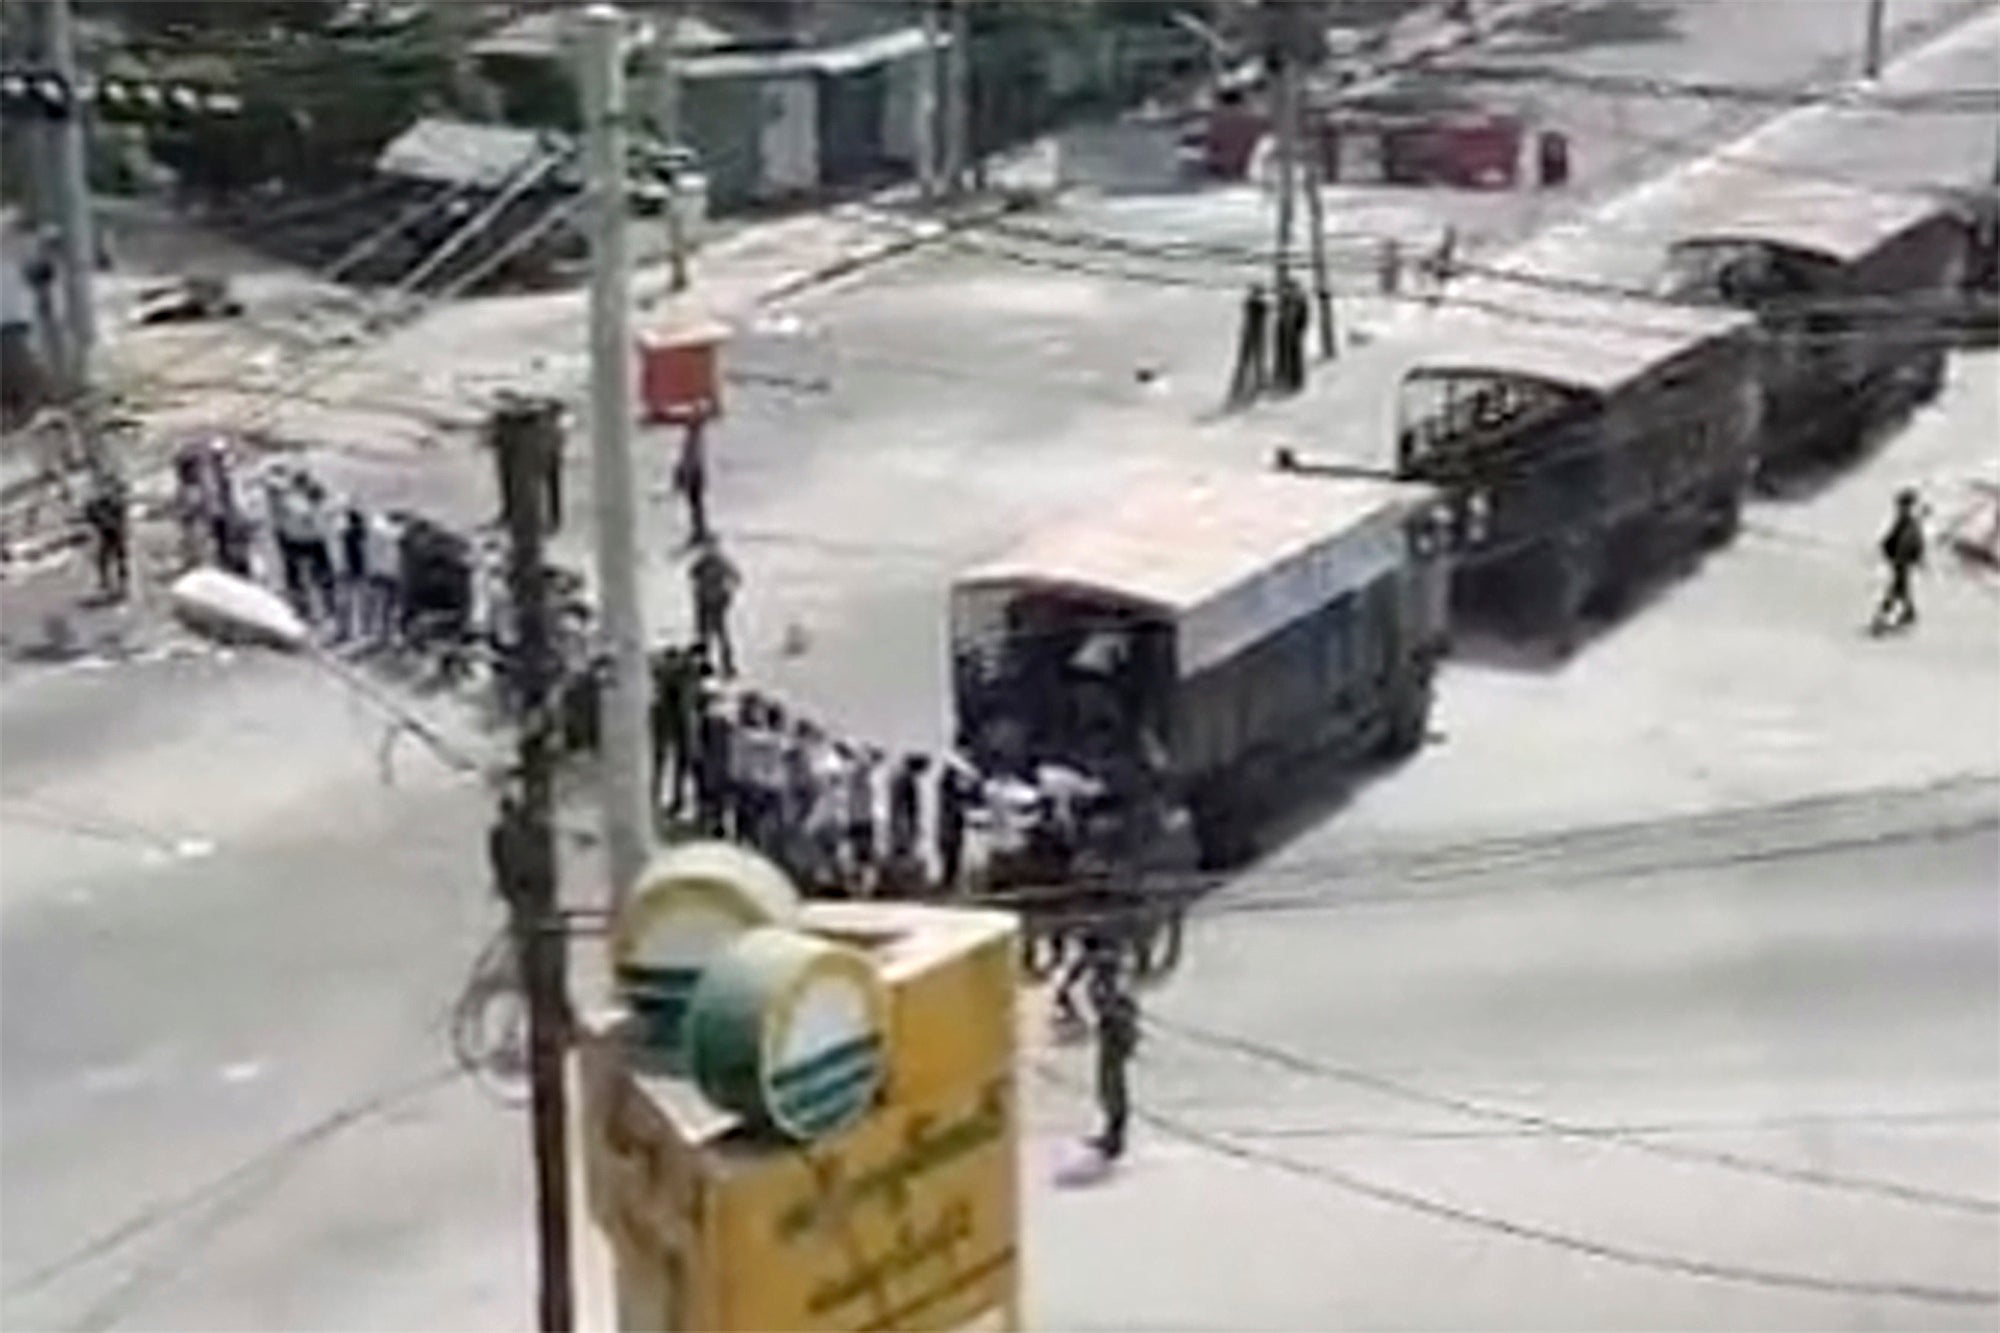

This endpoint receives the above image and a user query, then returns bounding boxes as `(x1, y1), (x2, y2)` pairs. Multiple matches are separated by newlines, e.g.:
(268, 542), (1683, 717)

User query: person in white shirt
(808, 740), (851, 893)
(364, 510), (406, 645)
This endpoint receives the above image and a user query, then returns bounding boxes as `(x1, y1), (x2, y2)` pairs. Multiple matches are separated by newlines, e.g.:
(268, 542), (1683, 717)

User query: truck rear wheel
(1189, 783), (1254, 872)
(1379, 671), (1434, 759)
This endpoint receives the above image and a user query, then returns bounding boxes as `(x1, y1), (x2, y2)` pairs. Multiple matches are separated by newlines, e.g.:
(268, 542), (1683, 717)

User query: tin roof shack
(1659, 169), (1967, 470)
(361, 118), (585, 292)
(580, 902), (1022, 1333)
(472, 8), (936, 214)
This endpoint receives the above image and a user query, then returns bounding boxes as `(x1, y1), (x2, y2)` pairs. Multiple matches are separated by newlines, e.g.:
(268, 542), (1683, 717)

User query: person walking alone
(689, 535), (741, 677)
(1089, 949), (1139, 1163)
(81, 469), (130, 601)
(673, 420), (710, 547)
(1872, 488), (1927, 633)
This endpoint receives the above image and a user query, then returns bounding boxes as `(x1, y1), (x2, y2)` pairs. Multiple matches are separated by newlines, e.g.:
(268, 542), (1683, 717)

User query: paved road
(1028, 813), (2000, 1330)
(1, 3), (1994, 1328)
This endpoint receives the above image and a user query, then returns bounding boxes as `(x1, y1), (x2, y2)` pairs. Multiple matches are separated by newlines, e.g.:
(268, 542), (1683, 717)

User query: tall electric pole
(1291, 5), (1335, 359)
(489, 396), (575, 1333)
(917, 1), (941, 202)
(46, 0), (96, 398)
(644, 4), (690, 292)
(580, 5), (654, 914)
(1863, 0), (1887, 78)
(1302, 129), (1336, 358)
(1269, 34), (1299, 292)
(945, 0), (972, 198)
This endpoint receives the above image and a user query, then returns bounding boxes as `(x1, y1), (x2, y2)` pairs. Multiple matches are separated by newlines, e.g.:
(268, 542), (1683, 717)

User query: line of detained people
(172, 437), (485, 653)
(648, 643), (996, 899)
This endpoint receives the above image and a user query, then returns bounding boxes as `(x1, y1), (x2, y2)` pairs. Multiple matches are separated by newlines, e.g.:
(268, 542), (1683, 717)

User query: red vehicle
(1184, 95), (1523, 190)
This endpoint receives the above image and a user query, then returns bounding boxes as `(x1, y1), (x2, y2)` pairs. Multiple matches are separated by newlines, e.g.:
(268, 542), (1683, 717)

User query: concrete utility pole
(1271, 49), (1299, 290)
(945, 0), (972, 197)
(1302, 127), (1337, 358)
(489, 397), (575, 1333)
(46, 0), (96, 398)
(579, 6), (654, 914)
(1863, 0), (1887, 78)
(644, 3), (690, 292)
(917, 1), (941, 202)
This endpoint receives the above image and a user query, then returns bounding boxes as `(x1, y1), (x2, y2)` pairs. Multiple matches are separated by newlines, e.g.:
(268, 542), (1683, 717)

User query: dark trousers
(694, 765), (728, 837)
(847, 820), (876, 874)
(543, 459), (563, 532)
(303, 543), (336, 622)
(697, 606), (735, 677)
(1095, 1044), (1130, 1159)
(937, 822), (965, 892)
(1875, 563), (1918, 628)
(1228, 321), (1268, 404)
(276, 538), (309, 614)
(683, 483), (709, 545)
(94, 526), (129, 597)
(652, 726), (692, 816)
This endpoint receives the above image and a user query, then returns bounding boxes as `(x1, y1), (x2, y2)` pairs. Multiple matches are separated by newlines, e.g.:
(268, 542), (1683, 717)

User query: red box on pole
(639, 318), (729, 424)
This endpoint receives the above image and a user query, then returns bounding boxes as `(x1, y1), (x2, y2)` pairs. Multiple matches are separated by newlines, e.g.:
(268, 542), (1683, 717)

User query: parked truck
(950, 470), (1448, 872)
(1391, 279), (1763, 649)
(1658, 175), (1966, 474)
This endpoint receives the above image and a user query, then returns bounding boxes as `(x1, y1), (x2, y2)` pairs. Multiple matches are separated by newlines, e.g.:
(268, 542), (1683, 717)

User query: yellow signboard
(583, 902), (1021, 1333)
(715, 1072), (1018, 1331)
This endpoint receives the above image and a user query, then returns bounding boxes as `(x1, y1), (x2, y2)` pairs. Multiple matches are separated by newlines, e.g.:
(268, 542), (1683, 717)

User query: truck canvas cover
(1402, 276), (1757, 399)
(953, 471), (1437, 678)
(1663, 167), (1949, 266)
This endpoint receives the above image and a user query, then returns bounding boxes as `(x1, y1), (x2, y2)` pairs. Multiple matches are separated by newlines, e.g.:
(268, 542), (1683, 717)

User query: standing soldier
(649, 647), (693, 821)
(673, 420), (710, 547)
(885, 753), (929, 895)
(1872, 488), (1927, 633)
(1275, 276), (1310, 393)
(935, 755), (974, 894)
(81, 469), (129, 601)
(1227, 282), (1271, 405)
(1089, 946), (1139, 1163)
(689, 535), (740, 678)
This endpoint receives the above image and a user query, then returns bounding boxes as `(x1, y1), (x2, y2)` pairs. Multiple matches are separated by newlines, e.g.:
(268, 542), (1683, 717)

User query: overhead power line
(1031, 1059), (2000, 1309)
(1142, 1011), (2000, 1216)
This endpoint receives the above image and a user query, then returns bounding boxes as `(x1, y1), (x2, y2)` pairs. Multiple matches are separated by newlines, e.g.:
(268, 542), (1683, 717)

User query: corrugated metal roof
(1403, 279), (1753, 397)
(955, 470), (1430, 620)
(1663, 164), (1949, 265)
(472, 8), (733, 61)
(375, 118), (569, 189)
(680, 25), (936, 81)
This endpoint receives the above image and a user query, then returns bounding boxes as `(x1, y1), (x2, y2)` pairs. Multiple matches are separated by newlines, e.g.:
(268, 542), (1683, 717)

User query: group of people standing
(1228, 277), (1313, 405)
(168, 437), (472, 653)
(647, 644), (984, 900)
